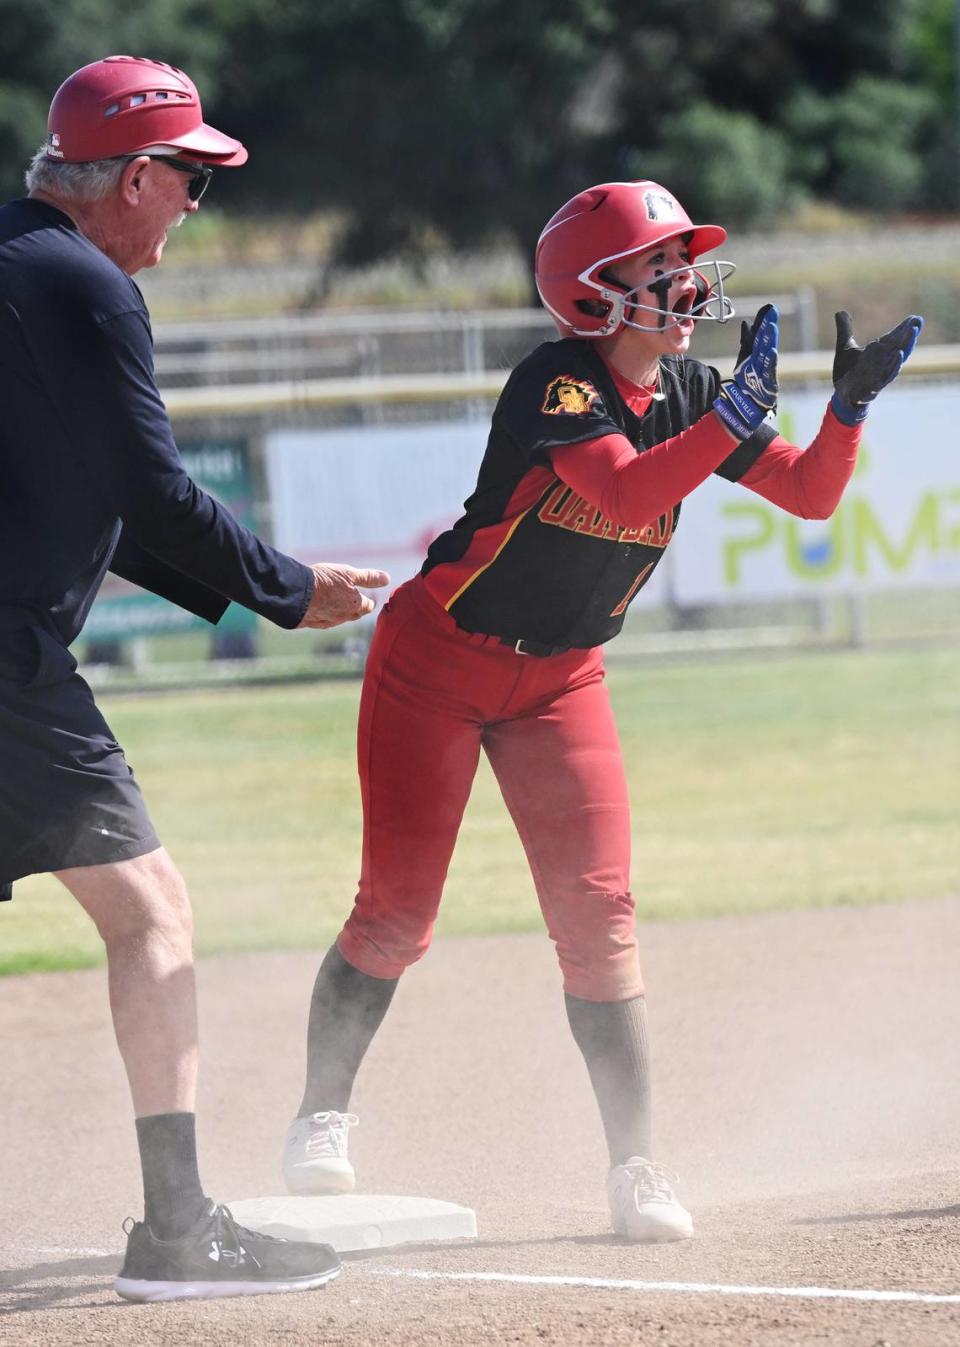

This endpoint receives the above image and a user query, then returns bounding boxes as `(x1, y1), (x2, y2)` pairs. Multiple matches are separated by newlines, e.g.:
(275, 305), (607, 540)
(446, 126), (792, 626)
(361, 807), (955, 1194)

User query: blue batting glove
(713, 303), (779, 441)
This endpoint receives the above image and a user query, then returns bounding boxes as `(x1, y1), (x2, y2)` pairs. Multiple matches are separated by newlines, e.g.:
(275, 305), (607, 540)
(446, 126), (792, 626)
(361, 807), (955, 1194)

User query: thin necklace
(602, 349), (667, 402)
(633, 362), (665, 402)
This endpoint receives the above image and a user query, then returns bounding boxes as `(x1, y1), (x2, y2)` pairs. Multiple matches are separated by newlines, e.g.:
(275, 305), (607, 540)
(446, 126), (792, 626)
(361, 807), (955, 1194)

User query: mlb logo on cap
(47, 130), (63, 158)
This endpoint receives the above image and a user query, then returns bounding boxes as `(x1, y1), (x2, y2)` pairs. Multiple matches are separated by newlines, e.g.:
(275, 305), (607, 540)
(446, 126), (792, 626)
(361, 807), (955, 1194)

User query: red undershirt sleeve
(549, 411), (738, 532)
(550, 404), (862, 532)
(738, 404), (862, 519)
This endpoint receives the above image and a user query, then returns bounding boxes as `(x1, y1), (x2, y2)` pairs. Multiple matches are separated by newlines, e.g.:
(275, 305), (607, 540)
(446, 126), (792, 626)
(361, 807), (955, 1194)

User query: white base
(227, 1195), (478, 1253)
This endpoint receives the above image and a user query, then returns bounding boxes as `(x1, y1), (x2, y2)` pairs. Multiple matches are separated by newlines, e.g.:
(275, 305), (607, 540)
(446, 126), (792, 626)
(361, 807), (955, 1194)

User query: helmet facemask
(579, 257), (736, 337)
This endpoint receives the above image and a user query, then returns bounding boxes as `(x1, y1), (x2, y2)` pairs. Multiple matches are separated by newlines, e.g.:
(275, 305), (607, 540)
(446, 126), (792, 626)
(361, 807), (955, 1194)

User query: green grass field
(3, 645), (957, 976)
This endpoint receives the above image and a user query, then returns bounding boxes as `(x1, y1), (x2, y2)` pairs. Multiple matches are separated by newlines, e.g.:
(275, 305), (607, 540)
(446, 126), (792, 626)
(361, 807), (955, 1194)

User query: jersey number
(610, 563), (655, 618)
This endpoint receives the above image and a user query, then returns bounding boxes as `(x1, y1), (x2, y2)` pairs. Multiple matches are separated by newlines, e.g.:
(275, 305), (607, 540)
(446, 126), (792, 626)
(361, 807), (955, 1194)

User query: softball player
(283, 181), (922, 1240)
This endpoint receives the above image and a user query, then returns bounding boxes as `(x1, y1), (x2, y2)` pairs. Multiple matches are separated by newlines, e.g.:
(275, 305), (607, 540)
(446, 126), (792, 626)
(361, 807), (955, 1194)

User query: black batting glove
(831, 311), (924, 426)
(734, 314), (755, 367)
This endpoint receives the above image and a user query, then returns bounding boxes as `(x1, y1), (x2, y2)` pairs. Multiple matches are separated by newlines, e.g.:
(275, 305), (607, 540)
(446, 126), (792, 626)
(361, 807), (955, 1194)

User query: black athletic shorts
(0, 623), (160, 901)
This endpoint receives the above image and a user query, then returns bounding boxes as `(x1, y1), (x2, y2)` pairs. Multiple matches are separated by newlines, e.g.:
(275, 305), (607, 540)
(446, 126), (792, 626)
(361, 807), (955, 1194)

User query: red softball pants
(337, 575), (643, 1002)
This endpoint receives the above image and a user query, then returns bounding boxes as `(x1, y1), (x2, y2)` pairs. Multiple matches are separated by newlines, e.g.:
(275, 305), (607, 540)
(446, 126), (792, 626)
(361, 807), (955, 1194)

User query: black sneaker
(114, 1200), (341, 1302)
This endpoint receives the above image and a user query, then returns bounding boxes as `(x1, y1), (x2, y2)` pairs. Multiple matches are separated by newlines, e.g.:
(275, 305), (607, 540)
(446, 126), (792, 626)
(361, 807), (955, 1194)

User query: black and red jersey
(422, 338), (775, 648)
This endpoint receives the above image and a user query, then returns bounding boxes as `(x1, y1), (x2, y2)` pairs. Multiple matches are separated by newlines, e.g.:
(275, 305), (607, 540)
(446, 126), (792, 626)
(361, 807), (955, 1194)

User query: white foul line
(20, 1251), (960, 1306)
(29, 1247), (121, 1258)
(366, 1266), (960, 1306)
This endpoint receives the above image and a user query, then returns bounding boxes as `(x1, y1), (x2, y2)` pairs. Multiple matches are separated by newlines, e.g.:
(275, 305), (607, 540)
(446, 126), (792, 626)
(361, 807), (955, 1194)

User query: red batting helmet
(45, 56), (247, 166)
(535, 180), (732, 338)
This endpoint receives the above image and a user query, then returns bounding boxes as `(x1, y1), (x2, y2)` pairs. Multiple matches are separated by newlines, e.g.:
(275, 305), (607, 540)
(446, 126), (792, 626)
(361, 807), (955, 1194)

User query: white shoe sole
(114, 1264), (340, 1302)
(612, 1213), (694, 1242)
(284, 1162), (356, 1196)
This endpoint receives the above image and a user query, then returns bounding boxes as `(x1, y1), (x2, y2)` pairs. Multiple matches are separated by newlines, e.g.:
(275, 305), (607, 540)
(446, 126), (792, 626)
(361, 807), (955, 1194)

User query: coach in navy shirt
(0, 56), (386, 1302)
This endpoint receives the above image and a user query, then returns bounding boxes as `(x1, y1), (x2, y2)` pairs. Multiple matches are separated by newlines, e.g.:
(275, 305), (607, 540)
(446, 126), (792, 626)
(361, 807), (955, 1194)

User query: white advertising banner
(671, 385), (960, 602)
(265, 385), (959, 606)
(265, 421), (490, 587)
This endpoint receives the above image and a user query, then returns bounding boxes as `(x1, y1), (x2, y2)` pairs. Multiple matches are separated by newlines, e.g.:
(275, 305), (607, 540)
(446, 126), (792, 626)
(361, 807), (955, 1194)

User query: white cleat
(607, 1156), (694, 1242)
(283, 1111), (359, 1195)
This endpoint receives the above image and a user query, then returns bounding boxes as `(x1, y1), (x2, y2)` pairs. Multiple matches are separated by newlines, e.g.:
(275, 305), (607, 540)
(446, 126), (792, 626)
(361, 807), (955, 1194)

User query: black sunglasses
(127, 154), (213, 202)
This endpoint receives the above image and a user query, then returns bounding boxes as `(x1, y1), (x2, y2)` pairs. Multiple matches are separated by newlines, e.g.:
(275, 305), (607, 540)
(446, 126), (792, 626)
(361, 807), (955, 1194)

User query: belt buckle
(514, 639), (531, 656)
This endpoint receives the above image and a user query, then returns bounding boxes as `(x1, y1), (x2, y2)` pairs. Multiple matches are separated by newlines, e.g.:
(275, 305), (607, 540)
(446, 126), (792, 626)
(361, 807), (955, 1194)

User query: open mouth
(669, 292), (697, 330)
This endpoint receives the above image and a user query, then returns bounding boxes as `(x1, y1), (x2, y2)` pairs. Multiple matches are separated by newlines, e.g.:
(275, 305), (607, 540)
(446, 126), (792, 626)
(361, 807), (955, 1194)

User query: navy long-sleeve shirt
(0, 198), (313, 645)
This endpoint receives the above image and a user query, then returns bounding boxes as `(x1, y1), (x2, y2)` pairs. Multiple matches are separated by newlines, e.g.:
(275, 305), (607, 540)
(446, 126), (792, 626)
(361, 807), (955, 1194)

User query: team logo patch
(541, 376), (602, 416)
(644, 189), (680, 222)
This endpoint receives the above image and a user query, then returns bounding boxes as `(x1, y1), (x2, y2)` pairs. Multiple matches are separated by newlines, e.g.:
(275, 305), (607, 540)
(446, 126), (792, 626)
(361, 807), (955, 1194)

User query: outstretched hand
(831, 311), (923, 425)
(298, 563), (390, 629)
(713, 303), (779, 441)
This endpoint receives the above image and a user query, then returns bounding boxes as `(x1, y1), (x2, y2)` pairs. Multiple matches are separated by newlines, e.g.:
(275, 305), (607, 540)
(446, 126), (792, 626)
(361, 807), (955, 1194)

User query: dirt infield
(2, 897), (959, 1346)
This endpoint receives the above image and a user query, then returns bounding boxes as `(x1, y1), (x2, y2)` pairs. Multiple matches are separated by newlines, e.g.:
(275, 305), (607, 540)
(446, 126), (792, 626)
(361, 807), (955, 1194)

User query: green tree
(623, 104), (793, 228)
(831, 77), (937, 209)
(213, 0), (622, 276)
(614, 0), (942, 225)
(1, 0), (953, 269)
(910, 0), (959, 205)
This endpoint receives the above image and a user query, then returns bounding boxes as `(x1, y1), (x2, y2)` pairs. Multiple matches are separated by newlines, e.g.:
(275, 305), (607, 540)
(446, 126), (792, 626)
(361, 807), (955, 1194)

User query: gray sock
(135, 1111), (207, 1238)
(299, 943), (399, 1115)
(564, 992), (652, 1166)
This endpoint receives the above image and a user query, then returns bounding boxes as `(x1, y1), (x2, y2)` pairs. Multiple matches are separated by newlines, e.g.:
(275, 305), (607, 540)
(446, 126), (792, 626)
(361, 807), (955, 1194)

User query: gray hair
(25, 148), (129, 203)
